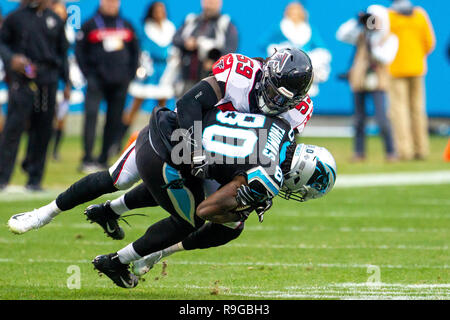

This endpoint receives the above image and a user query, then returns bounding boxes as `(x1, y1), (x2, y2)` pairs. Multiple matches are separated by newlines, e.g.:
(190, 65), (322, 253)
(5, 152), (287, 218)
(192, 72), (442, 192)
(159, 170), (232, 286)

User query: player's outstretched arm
(196, 175), (247, 224)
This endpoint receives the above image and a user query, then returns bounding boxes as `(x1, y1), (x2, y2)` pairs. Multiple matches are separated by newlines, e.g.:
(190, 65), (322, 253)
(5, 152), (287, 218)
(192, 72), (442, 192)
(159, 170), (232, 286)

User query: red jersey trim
(88, 28), (134, 43)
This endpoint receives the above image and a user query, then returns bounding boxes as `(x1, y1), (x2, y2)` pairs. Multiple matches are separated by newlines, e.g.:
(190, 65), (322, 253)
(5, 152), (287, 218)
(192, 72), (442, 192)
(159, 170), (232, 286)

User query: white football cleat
(131, 251), (163, 276)
(8, 209), (53, 234)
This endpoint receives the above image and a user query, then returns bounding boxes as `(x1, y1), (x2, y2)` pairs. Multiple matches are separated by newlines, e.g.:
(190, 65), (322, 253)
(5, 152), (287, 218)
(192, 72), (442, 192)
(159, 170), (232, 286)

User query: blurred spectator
(0, 8), (5, 135)
(172, 0), (238, 96)
(388, 0), (435, 160)
(262, 1), (331, 97)
(0, 57), (5, 134)
(75, 0), (139, 173)
(50, 0), (77, 161)
(337, 5), (398, 162)
(119, 1), (178, 145)
(0, 0), (69, 191)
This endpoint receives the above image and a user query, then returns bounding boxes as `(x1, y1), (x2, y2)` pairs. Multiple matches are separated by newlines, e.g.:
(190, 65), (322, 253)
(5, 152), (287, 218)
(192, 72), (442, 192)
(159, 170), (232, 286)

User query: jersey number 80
(203, 112), (265, 158)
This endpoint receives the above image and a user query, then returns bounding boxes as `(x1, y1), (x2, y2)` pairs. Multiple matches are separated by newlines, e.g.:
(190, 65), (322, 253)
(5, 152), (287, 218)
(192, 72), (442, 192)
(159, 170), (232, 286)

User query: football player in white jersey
(8, 48), (316, 240)
(209, 49), (314, 133)
(175, 47), (314, 141)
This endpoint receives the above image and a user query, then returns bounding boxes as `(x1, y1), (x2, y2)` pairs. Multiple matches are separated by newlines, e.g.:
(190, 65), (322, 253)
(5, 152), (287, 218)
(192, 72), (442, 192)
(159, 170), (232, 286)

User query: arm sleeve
(176, 78), (225, 131)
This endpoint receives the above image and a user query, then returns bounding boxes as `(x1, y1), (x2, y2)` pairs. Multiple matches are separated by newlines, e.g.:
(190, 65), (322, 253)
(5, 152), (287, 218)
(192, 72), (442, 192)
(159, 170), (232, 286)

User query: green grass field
(0, 135), (449, 300)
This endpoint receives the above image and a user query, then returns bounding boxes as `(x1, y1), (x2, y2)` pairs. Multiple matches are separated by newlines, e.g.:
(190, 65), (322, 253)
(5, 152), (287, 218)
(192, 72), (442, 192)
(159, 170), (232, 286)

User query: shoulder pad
(212, 54), (234, 82)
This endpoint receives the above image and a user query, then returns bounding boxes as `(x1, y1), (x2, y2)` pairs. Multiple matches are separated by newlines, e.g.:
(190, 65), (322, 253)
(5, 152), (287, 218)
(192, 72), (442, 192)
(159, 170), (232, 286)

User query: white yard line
(169, 260), (450, 270)
(0, 171), (449, 202)
(0, 188), (60, 201)
(0, 256), (448, 299)
(335, 170), (450, 188)
(147, 283), (450, 300)
(41, 223), (450, 232)
(330, 282), (450, 289)
(1, 257), (447, 269)
(276, 211), (449, 219)
(3, 222), (447, 233)
(228, 243), (448, 251)
(1, 237), (447, 251)
(236, 225), (450, 233)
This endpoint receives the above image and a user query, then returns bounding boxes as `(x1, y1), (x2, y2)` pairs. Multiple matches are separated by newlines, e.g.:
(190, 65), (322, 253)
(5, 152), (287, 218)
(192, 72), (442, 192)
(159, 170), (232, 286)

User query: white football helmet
(280, 144), (336, 202)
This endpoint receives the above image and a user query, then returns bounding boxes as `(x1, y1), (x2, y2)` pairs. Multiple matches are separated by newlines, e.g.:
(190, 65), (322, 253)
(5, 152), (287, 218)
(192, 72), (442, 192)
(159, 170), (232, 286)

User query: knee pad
(109, 143), (140, 190)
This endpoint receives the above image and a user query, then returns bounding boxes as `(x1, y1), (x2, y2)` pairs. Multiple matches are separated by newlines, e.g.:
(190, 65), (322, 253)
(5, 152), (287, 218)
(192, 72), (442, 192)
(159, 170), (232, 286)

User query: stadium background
(0, 0), (449, 118)
(0, 0), (448, 301)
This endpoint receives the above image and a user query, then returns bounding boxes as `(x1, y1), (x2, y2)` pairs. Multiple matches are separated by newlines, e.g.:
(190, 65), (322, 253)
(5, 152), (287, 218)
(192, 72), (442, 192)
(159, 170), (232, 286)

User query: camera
(358, 12), (376, 29)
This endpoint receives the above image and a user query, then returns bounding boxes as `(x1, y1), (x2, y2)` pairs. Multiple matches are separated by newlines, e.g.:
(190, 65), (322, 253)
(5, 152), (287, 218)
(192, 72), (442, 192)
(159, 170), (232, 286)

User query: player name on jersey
(263, 123), (287, 162)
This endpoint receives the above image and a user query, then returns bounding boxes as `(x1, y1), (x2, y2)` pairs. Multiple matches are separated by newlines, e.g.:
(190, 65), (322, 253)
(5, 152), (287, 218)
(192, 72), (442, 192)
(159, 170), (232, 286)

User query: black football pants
(130, 126), (244, 257)
(82, 76), (128, 165)
(0, 81), (56, 187)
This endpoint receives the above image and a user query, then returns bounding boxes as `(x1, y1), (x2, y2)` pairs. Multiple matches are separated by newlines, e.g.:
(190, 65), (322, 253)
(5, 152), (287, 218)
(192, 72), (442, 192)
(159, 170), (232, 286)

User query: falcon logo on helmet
(256, 48), (314, 115)
(280, 144), (337, 202)
(269, 51), (293, 73)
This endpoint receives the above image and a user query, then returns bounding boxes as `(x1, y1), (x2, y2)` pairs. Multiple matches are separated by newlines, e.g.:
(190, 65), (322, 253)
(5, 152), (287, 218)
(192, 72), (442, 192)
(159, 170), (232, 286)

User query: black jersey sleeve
(176, 78), (225, 132)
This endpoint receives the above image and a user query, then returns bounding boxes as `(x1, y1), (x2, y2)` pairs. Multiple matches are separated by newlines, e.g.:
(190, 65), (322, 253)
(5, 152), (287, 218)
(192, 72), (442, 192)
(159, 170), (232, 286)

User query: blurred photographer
(388, 0), (435, 161)
(172, 0), (238, 96)
(337, 5), (398, 162)
(0, 0), (70, 190)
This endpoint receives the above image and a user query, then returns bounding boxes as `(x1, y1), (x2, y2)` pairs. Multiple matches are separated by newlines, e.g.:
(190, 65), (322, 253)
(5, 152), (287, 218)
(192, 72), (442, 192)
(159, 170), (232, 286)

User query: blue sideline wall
(0, 0), (449, 117)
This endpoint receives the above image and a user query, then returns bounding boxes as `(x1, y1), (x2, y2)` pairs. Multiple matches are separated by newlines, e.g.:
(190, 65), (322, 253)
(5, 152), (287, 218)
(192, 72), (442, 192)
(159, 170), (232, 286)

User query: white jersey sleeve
(212, 53), (262, 113)
(280, 95), (314, 134)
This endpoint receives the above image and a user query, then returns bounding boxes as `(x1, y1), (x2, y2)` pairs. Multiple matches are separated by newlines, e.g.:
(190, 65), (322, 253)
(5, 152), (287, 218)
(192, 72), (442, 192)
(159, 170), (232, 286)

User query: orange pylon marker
(123, 130), (139, 153)
(444, 139), (450, 162)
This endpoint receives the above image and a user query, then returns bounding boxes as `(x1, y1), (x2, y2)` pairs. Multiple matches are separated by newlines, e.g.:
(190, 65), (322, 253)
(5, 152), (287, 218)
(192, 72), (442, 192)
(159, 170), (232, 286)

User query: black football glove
(235, 185), (272, 223)
(235, 185), (268, 207)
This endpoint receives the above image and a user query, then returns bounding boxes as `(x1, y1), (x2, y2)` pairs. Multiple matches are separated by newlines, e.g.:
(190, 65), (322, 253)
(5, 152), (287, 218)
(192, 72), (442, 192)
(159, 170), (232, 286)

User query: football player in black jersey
(7, 48), (315, 239)
(8, 101), (336, 288)
(89, 106), (336, 288)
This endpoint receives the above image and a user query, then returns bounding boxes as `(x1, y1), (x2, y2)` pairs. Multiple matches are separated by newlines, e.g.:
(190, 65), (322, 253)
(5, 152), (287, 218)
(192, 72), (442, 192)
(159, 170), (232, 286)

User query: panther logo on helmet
(280, 143), (337, 202)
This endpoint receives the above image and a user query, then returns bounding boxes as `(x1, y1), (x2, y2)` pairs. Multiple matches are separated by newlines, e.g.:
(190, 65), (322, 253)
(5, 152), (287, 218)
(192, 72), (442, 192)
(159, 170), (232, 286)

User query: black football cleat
(92, 253), (139, 289)
(85, 200), (125, 240)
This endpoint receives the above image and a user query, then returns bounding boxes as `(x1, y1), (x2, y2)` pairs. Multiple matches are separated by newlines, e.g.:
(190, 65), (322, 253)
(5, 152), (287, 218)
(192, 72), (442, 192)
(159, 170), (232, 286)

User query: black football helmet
(257, 48), (313, 115)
